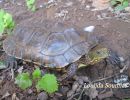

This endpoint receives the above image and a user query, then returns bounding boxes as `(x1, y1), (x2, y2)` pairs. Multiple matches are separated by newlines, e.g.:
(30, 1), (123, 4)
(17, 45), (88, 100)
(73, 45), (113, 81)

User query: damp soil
(0, 0), (130, 100)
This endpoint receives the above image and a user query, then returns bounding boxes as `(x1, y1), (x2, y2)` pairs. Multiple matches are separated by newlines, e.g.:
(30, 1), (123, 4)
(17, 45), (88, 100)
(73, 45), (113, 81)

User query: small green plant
(0, 9), (15, 35)
(36, 74), (58, 93)
(26, 0), (36, 11)
(15, 68), (58, 93)
(15, 72), (32, 90)
(0, 61), (6, 69)
(123, 99), (130, 100)
(111, 0), (129, 11)
(32, 68), (41, 80)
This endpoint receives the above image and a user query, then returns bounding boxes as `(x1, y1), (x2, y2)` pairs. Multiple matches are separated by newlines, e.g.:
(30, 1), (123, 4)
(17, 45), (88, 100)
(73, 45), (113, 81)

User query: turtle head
(88, 46), (109, 65)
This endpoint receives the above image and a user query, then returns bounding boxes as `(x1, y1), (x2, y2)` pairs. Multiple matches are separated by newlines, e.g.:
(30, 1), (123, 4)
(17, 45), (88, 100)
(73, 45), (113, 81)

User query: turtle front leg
(0, 54), (17, 79)
(59, 63), (78, 81)
(5, 55), (17, 69)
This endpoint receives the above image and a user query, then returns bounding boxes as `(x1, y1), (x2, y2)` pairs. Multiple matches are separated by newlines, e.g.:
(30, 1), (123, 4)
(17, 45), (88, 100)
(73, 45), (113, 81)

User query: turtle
(3, 20), (110, 80)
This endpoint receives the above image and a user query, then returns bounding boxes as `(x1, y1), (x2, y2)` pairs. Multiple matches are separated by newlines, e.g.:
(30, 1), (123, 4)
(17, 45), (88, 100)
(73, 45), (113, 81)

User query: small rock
(65, 2), (73, 7)
(83, 26), (95, 32)
(48, 0), (55, 4)
(16, 2), (22, 6)
(72, 81), (79, 91)
(67, 90), (74, 97)
(55, 10), (68, 18)
(55, 92), (63, 97)
(49, 93), (54, 97)
(78, 79), (84, 85)
(37, 92), (48, 100)
(125, 7), (130, 12)
(86, 5), (90, 10)
(73, 75), (79, 80)
(76, 85), (82, 92)
(28, 89), (33, 94)
(81, 76), (89, 83)
(17, 66), (23, 73)
(60, 86), (69, 94)
(85, 87), (98, 99)
(119, 57), (125, 62)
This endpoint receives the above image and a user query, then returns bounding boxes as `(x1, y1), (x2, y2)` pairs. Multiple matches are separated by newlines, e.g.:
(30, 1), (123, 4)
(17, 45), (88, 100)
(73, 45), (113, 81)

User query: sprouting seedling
(0, 9), (15, 35)
(15, 68), (59, 94)
(32, 68), (41, 80)
(26, 0), (36, 11)
(110, 0), (129, 11)
(15, 72), (32, 90)
(36, 74), (58, 94)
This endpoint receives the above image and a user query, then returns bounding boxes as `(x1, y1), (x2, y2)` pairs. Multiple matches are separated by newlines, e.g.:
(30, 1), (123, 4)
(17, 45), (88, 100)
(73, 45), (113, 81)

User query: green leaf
(0, 21), (5, 34)
(27, 0), (35, 5)
(0, 9), (15, 34)
(111, 0), (129, 11)
(3, 13), (15, 29)
(36, 74), (58, 93)
(31, 5), (36, 12)
(26, 0), (36, 11)
(123, 99), (130, 100)
(0, 9), (5, 16)
(0, 61), (7, 69)
(15, 72), (32, 90)
(0, 10), (5, 33)
(122, 0), (129, 7)
(111, 0), (117, 6)
(115, 4), (126, 11)
(32, 68), (41, 80)
(117, 0), (124, 2)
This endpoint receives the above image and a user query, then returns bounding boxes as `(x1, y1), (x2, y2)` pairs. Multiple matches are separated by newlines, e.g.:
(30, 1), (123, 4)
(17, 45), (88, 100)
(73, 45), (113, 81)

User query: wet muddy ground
(0, 0), (130, 100)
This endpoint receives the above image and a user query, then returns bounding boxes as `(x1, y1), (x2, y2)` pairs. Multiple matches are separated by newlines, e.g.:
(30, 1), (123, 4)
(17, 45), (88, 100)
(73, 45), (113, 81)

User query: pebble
(65, 2), (73, 7)
(83, 26), (95, 32)
(125, 7), (130, 12)
(81, 76), (89, 83)
(72, 81), (79, 91)
(119, 57), (125, 62)
(78, 79), (84, 85)
(60, 86), (69, 94)
(28, 89), (33, 94)
(55, 92), (63, 97)
(17, 66), (23, 74)
(37, 92), (48, 100)
(86, 5), (90, 10)
(67, 90), (74, 97)
(76, 85), (82, 92)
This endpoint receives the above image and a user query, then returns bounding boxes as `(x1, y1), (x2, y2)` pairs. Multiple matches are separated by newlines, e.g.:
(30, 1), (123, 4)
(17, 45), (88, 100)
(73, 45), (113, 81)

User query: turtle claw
(5, 55), (17, 69)
(58, 63), (78, 81)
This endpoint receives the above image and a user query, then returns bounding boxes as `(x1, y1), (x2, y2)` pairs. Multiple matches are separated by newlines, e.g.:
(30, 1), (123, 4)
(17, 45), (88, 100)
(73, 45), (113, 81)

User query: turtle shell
(3, 20), (91, 68)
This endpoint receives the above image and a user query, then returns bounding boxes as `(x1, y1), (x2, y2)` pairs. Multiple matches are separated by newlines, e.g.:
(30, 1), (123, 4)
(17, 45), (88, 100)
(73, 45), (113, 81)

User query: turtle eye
(96, 51), (100, 54)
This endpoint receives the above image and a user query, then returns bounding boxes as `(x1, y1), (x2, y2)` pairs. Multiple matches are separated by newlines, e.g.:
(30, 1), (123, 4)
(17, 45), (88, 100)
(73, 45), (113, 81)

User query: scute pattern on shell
(3, 20), (90, 68)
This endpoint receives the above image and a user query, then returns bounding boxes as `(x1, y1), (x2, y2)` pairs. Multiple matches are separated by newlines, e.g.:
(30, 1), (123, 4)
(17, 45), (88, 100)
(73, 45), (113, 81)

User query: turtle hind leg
(58, 63), (78, 81)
